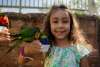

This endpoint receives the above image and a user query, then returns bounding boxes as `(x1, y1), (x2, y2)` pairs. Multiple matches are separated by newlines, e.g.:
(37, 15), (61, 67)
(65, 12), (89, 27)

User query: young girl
(43, 5), (93, 67)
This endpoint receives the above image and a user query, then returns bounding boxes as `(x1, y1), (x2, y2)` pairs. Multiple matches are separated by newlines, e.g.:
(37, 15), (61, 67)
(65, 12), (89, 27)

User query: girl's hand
(0, 27), (10, 46)
(23, 40), (42, 55)
(18, 40), (42, 65)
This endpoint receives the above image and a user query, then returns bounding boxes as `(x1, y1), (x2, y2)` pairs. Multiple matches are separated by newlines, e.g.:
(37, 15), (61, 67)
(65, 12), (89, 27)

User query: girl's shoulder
(50, 43), (92, 56)
(73, 43), (92, 59)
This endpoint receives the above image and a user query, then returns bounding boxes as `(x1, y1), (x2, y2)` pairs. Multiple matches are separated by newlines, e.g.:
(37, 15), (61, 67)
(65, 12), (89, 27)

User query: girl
(43, 5), (93, 67)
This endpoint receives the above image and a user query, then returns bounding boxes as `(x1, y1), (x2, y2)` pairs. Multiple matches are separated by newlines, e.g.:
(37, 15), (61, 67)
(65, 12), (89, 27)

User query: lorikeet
(7, 24), (49, 54)
(7, 26), (40, 54)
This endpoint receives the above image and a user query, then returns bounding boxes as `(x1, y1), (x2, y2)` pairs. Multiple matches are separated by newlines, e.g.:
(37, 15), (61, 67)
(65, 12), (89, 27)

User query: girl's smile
(55, 30), (67, 36)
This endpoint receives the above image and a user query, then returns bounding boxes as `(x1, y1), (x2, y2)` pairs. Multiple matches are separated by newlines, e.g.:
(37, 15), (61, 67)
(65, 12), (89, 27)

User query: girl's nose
(57, 21), (63, 28)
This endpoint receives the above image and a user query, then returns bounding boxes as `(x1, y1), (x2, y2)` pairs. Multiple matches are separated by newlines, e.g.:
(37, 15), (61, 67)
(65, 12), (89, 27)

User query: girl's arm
(76, 44), (93, 67)
(80, 57), (90, 67)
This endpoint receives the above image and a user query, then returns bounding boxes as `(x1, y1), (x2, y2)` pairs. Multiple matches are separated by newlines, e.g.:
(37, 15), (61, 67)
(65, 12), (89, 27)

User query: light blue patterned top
(44, 43), (92, 67)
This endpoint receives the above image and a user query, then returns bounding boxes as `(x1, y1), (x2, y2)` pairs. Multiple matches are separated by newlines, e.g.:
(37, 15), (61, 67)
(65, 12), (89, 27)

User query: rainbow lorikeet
(6, 26), (40, 54)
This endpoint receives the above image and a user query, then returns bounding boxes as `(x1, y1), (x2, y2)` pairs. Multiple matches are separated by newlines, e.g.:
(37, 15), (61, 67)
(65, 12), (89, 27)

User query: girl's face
(50, 9), (70, 40)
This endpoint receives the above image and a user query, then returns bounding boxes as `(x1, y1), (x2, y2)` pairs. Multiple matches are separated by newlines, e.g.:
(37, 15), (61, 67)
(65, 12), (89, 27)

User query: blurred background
(0, 0), (100, 67)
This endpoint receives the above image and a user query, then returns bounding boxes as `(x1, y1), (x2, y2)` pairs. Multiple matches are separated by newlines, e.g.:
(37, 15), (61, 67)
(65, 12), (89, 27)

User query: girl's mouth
(55, 31), (66, 34)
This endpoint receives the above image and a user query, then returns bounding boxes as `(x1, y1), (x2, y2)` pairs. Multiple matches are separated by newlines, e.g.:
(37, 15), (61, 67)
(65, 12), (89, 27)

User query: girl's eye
(53, 21), (58, 23)
(62, 20), (68, 23)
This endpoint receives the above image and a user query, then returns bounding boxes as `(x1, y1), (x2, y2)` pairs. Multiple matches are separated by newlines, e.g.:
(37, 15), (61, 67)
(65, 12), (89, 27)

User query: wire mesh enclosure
(0, 0), (89, 13)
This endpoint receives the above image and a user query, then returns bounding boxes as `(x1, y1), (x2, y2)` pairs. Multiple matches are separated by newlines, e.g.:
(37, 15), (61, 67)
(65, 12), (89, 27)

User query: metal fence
(0, 0), (89, 13)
